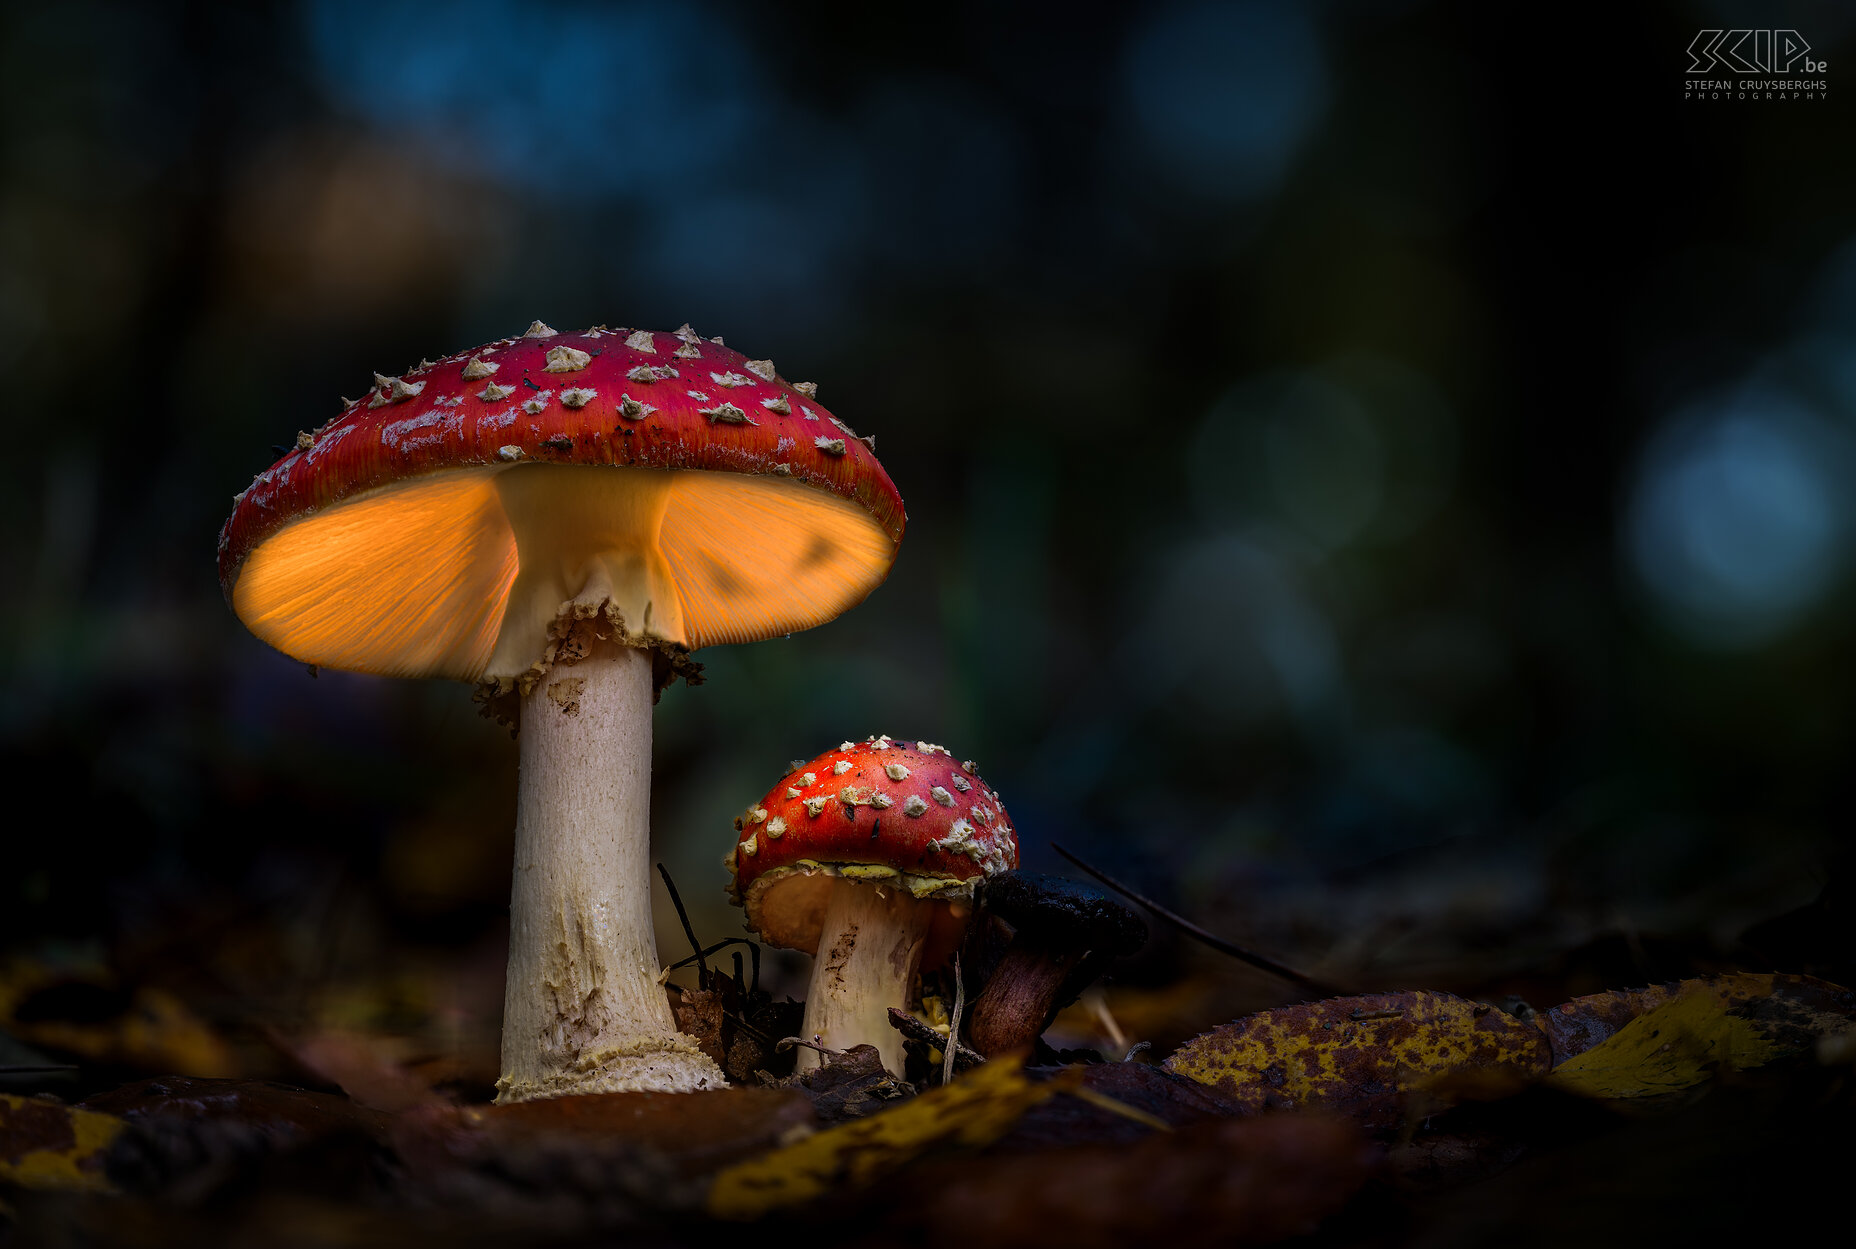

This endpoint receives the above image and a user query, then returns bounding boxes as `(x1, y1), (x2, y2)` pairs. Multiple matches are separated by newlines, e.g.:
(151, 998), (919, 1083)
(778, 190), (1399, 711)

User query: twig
(887, 1007), (984, 1070)
(658, 937), (762, 990)
(943, 953), (965, 1087)
(0, 1065), (80, 1073)
(776, 1036), (843, 1059)
(727, 1010), (781, 1050)
(1085, 987), (1129, 1054)
(1051, 842), (1338, 994)
(656, 863), (708, 979)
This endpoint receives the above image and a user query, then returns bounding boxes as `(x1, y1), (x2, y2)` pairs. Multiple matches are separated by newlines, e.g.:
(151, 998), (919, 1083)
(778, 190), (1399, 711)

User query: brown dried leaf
(893, 1112), (1374, 1249)
(1000, 1061), (1246, 1147)
(359, 1087), (814, 1226)
(763, 1043), (915, 1122)
(1164, 991), (1550, 1130)
(80, 1076), (396, 1202)
(466, 1085), (814, 1173)
(671, 986), (728, 1072)
(669, 981), (800, 1084)
(82, 1076), (391, 1136)
(284, 1028), (447, 1113)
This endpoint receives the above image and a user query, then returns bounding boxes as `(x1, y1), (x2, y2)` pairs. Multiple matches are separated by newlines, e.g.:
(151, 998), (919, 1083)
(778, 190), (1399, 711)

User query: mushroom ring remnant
(726, 736), (1019, 1076)
(218, 322), (905, 1101)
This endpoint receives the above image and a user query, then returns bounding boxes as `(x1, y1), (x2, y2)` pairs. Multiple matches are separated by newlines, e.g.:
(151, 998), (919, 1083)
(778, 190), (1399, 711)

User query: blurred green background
(3, 0), (1854, 1084)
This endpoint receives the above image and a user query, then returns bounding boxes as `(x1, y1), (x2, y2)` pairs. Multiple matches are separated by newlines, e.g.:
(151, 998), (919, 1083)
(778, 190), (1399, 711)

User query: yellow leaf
(1164, 991), (1550, 1130)
(1536, 972), (1854, 1068)
(0, 960), (237, 1079)
(0, 1095), (124, 1191)
(707, 1057), (1079, 1220)
(1547, 986), (1778, 1099)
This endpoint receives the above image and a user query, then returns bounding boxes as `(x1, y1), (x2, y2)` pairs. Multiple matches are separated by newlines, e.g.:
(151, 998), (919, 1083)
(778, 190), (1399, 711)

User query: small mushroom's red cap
(218, 323), (903, 682)
(726, 736), (1019, 955)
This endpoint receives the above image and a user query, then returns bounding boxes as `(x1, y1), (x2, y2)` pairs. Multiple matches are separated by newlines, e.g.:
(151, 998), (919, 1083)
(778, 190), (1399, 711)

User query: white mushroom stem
(496, 641), (724, 1101)
(796, 877), (932, 1078)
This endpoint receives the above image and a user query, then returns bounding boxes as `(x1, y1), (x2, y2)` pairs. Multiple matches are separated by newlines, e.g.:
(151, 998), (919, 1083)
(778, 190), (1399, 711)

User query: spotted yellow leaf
(708, 1057), (1079, 1220)
(0, 1095), (123, 1191)
(1546, 974), (1854, 1099)
(1164, 991), (1550, 1130)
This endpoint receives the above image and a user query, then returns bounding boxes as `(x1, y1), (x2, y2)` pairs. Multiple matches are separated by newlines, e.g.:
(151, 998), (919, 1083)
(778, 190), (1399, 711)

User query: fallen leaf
(0, 963), (237, 1078)
(763, 1043), (915, 1123)
(1534, 983), (1679, 1063)
(385, 1085), (817, 1222)
(467, 1085), (814, 1172)
(283, 1027), (448, 1113)
(707, 1054), (1079, 1220)
(1546, 974), (1856, 1099)
(1386, 1126), (1531, 1193)
(1537, 972), (1855, 1066)
(671, 985), (728, 1071)
(0, 1094), (124, 1191)
(81, 1076), (394, 1202)
(999, 1061), (1246, 1148)
(893, 1112), (1374, 1249)
(82, 1076), (393, 1140)
(1164, 991), (1550, 1130)
(670, 981), (801, 1084)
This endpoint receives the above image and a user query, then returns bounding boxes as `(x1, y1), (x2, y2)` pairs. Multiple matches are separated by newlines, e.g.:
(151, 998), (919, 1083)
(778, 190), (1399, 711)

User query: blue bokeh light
(1626, 387), (1851, 647)
(1120, 0), (1328, 201)
(306, 0), (764, 199)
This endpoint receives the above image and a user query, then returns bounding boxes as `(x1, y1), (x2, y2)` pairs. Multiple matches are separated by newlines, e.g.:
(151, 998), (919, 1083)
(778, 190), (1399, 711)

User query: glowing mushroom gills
(234, 464), (895, 683)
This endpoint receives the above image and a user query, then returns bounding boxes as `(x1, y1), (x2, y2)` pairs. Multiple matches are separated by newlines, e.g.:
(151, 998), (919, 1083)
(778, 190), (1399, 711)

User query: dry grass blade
(1051, 842), (1337, 994)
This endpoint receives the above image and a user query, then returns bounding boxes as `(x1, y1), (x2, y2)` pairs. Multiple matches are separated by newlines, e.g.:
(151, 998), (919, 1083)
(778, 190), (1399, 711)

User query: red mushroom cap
(727, 736), (1019, 955)
(218, 322), (903, 681)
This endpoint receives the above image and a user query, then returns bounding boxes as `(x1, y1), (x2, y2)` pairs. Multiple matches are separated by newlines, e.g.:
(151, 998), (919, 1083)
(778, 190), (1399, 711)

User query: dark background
(4, 0), (1854, 1082)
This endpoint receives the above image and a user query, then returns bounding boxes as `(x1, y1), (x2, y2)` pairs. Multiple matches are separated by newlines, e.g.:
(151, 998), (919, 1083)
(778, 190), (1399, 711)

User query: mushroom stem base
(797, 878), (931, 1077)
(497, 640), (724, 1101)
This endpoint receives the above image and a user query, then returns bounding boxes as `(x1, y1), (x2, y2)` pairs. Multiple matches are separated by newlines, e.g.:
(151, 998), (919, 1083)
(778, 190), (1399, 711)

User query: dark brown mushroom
(964, 871), (1148, 1057)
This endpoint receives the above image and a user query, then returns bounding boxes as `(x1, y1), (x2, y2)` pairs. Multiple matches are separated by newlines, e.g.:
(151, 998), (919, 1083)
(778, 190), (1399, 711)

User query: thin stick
(658, 937), (762, 988)
(727, 1010), (780, 1049)
(776, 1036), (842, 1059)
(0, 1065), (79, 1073)
(887, 1007), (984, 1070)
(1050, 842), (1337, 994)
(942, 953), (965, 1087)
(656, 862), (707, 979)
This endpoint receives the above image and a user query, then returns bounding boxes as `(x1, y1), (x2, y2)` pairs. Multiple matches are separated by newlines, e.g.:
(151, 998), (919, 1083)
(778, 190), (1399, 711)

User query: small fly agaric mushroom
(219, 322), (902, 1100)
(726, 737), (1018, 1077)
(964, 871), (1146, 1057)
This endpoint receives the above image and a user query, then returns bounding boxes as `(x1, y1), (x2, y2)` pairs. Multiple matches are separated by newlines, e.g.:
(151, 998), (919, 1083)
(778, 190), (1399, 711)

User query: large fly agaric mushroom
(726, 736), (1019, 1077)
(219, 322), (903, 1100)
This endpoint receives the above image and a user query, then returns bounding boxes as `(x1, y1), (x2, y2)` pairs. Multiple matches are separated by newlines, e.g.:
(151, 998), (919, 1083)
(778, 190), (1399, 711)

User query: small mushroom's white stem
(797, 877), (931, 1078)
(496, 641), (724, 1101)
